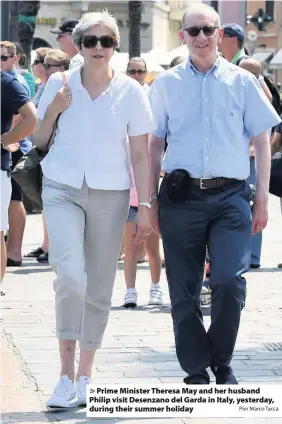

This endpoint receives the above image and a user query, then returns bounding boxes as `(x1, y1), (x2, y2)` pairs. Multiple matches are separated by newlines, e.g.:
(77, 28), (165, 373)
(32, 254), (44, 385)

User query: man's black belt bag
(165, 169), (237, 202)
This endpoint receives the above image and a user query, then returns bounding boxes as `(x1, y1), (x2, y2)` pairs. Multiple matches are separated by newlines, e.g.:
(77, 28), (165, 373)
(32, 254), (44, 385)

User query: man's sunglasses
(32, 59), (44, 65)
(44, 63), (63, 70)
(81, 35), (116, 49)
(127, 69), (146, 75)
(184, 25), (218, 37)
(1, 55), (13, 62)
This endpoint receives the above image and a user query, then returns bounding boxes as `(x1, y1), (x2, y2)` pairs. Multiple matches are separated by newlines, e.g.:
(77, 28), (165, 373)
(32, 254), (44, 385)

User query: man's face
(218, 35), (237, 59)
(44, 57), (64, 80)
(1, 47), (15, 72)
(56, 32), (73, 54)
(180, 11), (223, 62)
(126, 60), (147, 85)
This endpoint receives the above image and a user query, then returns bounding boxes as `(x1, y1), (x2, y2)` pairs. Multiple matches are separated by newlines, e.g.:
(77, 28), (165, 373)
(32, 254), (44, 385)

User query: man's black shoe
(212, 366), (238, 384)
(250, 264), (260, 269)
(184, 370), (210, 384)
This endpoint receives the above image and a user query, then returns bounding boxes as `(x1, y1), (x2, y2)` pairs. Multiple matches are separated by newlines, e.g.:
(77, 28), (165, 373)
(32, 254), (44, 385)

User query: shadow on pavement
(1, 410), (169, 423)
(9, 267), (52, 275)
(249, 267), (282, 273)
(111, 303), (211, 316)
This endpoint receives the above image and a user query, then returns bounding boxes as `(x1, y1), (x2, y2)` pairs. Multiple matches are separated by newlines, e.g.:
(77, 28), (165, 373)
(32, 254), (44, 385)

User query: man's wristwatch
(139, 202), (151, 209)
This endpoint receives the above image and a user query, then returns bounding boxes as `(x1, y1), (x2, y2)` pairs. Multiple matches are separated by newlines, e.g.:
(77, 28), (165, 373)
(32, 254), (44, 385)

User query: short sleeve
(127, 82), (155, 137)
(243, 75), (281, 137)
(36, 73), (64, 119)
(7, 78), (30, 114)
(148, 78), (168, 138)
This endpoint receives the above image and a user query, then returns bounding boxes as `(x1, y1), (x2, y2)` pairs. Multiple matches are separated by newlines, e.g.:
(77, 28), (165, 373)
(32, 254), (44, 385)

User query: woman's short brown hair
(35, 47), (52, 62)
(45, 49), (70, 70)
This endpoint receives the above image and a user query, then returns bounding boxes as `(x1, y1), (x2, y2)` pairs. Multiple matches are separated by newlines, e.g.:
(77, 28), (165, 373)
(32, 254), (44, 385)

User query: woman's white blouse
(37, 68), (155, 190)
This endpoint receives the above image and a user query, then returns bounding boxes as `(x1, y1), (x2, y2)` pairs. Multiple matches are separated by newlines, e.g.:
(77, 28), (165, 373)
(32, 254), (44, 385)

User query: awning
(251, 51), (274, 64)
(269, 48), (282, 70)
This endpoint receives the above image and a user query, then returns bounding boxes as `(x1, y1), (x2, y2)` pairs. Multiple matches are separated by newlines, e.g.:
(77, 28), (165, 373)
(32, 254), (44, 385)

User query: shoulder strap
(44, 73), (67, 153)
(235, 55), (249, 66)
(61, 71), (67, 87)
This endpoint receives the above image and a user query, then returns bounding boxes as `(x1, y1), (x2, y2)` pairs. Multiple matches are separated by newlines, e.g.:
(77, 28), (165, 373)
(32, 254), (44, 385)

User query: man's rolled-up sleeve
(148, 79), (168, 138)
(243, 75), (281, 138)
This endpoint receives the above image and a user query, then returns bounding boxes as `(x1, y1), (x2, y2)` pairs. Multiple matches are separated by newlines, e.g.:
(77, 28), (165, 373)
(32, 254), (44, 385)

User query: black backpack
(236, 56), (282, 115)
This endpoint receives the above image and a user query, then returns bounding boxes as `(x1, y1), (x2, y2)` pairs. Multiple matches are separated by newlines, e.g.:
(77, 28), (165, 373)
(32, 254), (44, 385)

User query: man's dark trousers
(159, 177), (252, 376)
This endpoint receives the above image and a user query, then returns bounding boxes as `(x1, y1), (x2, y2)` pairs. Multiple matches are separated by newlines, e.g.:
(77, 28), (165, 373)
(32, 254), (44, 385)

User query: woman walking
(33, 10), (153, 409)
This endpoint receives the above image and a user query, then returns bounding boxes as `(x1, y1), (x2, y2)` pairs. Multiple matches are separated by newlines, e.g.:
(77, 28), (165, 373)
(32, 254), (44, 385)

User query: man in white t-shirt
(50, 18), (84, 70)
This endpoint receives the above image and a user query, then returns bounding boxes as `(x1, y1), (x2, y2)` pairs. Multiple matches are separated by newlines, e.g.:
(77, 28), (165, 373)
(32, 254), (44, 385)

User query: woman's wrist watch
(139, 202), (151, 209)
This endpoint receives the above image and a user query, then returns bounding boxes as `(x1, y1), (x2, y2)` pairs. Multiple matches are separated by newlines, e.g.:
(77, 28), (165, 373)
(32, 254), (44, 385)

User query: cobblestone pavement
(1, 194), (282, 424)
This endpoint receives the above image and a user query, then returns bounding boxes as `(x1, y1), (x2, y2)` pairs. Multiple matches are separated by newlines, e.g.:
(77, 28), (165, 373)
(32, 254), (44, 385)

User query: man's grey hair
(72, 10), (120, 49)
(182, 3), (221, 29)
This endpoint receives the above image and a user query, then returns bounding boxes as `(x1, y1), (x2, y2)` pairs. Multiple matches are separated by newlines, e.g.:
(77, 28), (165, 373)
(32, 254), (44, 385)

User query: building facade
(33, 1), (191, 53)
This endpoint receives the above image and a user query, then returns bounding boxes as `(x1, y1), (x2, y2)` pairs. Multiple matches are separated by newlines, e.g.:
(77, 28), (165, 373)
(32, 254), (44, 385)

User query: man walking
(1, 71), (36, 288)
(149, 3), (280, 384)
(1, 41), (32, 267)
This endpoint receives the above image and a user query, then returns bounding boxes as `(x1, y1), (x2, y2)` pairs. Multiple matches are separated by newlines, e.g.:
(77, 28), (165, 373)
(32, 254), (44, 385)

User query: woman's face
(32, 55), (46, 80)
(80, 24), (115, 68)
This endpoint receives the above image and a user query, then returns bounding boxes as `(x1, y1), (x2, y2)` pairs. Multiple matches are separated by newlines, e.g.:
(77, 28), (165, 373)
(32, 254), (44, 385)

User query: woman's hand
(133, 206), (152, 245)
(49, 86), (72, 116)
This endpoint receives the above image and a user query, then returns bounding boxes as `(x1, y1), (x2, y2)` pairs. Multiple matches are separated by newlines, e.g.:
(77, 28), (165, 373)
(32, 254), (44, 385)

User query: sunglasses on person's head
(1, 55), (13, 62)
(127, 69), (146, 75)
(184, 25), (218, 37)
(81, 35), (116, 49)
(44, 63), (63, 70)
(32, 59), (44, 65)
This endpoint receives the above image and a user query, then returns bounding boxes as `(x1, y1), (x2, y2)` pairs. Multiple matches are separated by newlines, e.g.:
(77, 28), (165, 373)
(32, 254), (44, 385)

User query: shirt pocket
(228, 108), (244, 137)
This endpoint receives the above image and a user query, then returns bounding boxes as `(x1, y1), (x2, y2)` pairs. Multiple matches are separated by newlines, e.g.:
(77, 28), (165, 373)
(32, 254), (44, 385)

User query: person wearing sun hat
(50, 18), (84, 69)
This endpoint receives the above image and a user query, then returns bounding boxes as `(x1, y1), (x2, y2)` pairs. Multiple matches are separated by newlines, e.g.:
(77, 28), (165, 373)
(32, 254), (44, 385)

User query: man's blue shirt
(149, 56), (281, 179)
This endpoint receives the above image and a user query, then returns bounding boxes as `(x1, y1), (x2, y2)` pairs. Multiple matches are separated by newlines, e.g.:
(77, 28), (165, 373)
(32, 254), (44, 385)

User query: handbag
(269, 151), (282, 198)
(11, 73), (67, 209)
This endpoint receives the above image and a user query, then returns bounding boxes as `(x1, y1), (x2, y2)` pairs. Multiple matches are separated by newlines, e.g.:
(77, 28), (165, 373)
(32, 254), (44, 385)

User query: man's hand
(3, 142), (20, 153)
(151, 200), (161, 236)
(252, 193), (268, 235)
(133, 206), (152, 245)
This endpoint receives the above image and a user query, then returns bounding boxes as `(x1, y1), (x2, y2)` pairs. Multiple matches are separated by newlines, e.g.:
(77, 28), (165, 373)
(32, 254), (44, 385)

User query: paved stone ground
(1, 194), (282, 424)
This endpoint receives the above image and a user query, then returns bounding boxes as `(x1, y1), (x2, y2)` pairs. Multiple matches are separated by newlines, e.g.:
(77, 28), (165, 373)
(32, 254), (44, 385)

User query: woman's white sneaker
(149, 288), (163, 305)
(46, 375), (76, 409)
(75, 375), (92, 407)
(123, 290), (137, 308)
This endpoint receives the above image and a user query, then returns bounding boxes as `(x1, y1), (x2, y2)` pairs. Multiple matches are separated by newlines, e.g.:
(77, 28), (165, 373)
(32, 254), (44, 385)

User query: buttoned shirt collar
(186, 55), (223, 78)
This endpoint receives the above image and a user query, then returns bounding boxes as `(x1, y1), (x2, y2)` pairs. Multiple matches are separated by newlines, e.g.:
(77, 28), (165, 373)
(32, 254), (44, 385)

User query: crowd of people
(1, 2), (282, 410)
